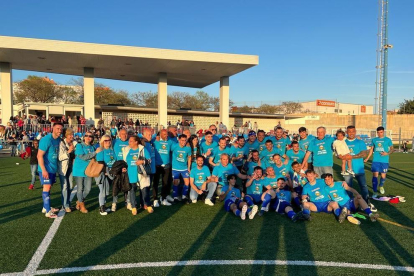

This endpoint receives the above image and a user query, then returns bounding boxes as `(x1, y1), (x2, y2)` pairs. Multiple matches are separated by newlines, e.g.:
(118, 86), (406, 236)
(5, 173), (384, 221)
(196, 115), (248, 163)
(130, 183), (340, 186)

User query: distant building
(300, 100), (373, 115)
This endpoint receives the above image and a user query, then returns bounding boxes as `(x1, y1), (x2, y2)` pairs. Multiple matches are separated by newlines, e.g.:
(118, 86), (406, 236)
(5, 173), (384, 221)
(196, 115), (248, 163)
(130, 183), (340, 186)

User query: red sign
(361, 105), (366, 113)
(316, 100), (336, 107)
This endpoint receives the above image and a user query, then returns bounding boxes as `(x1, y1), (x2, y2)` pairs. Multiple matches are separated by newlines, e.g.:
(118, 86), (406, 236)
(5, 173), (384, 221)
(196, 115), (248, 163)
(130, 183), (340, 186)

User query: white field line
(22, 188), (77, 276)
(33, 260), (414, 275)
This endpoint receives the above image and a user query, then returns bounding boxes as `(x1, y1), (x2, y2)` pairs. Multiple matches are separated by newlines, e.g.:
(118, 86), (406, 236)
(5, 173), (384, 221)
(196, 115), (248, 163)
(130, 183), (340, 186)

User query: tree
(94, 85), (132, 105)
(233, 105), (254, 113)
(59, 86), (81, 104)
(256, 104), (283, 114)
(281, 101), (303, 114)
(167, 92), (193, 109)
(14, 76), (63, 103)
(131, 91), (158, 107)
(398, 98), (414, 114)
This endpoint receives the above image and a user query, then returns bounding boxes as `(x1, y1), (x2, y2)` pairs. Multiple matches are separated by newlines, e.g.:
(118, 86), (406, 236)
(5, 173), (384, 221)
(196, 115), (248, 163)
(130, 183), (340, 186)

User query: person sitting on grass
(189, 155), (218, 206)
(301, 169), (347, 223)
(262, 177), (305, 222)
(244, 166), (266, 210)
(322, 173), (379, 225)
(219, 174), (258, 220)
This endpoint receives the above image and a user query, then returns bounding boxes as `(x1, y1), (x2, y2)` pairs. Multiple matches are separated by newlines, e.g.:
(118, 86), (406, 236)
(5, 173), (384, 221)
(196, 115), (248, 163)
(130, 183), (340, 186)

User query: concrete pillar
(0, 62), (13, 124)
(46, 106), (49, 119)
(84, 67), (95, 124)
(158, 72), (167, 128)
(219, 76), (230, 128)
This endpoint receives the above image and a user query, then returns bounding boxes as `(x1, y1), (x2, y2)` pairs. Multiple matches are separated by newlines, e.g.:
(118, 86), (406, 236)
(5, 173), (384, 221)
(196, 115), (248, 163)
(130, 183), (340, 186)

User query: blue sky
(1, 0), (413, 110)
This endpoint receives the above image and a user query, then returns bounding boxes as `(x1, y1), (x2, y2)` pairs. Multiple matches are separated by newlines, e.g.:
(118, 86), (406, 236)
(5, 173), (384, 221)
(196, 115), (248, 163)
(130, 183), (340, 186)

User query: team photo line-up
(30, 122), (392, 225)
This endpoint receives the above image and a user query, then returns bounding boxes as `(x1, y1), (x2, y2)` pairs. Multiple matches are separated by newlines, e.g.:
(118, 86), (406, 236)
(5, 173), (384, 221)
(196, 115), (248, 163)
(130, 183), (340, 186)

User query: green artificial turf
(0, 154), (413, 275)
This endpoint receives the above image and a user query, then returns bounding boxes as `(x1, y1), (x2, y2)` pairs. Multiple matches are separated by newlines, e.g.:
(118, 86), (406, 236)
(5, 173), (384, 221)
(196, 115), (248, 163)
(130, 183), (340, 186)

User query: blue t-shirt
(286, 149), (306, 164)
(190, 146), (200, 168)
(345, 139), (367, 174)
(125, 146), (151, 183)
(200, 141), (218, 165)
(171, 143), (191, 171)
(302, 179), (330, 203)
(212, 164), (240, 186)
(38, 134), (60, 173)
(246, 178), (266, 195)
(276, 186), (291, 202)
(264, 176), (278, 189)
(299, 135), (315, 163)
(245, 160), (260, 176)
(371, 137), (393, 163)
(246, 140), (259, 153)
(190, 166), (211, 188)
(325, 181), (350, 207)
(307, 137), (334, 167)
(260, 147), (279, 167)
(221, 185), (241, 201)
(231, 145), (249, 167)
(144, 141), (156, 174)
(153, 139), (173, 166)
(273, 137), (289, 155)
(211, 146), (232, 164)
(257, 139), (267, 153)
(96, 148), (116, 168)
(113, 139), (129, 161)
(110, 128), (117, 136)
(273, 163), (292, 179)
(73, 143), (96, 177)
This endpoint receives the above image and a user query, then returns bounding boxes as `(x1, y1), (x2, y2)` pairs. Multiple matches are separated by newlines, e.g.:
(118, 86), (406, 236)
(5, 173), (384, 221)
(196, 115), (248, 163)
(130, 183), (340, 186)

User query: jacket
(109, 160), (131, 195)
(58, 139), (77, 176)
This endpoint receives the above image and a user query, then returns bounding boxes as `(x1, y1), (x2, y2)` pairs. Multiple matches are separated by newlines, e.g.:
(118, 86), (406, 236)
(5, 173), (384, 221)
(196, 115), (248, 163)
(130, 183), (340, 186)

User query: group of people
(23, 121), (394, 225)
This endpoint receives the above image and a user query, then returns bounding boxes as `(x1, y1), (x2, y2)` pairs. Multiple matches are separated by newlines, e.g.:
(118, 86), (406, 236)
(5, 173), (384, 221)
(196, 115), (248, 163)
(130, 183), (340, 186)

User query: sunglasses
(211, 129), (217, 131)
(104, 140), (111, 142)
(85, 135), (94, 138)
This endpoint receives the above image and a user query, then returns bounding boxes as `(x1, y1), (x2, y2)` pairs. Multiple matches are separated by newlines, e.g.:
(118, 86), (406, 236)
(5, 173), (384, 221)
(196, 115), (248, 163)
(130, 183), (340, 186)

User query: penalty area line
(34, 260), (414, 274)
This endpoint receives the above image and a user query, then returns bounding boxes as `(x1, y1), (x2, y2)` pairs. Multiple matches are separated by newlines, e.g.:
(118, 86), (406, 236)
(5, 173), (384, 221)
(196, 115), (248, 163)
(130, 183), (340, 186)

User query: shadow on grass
(0, 181), (31, 189)
(59, 203), (185, 275)
(360, 221), (414, 273)
(166, 209), (226, 276)
(0, 191), (60, 211)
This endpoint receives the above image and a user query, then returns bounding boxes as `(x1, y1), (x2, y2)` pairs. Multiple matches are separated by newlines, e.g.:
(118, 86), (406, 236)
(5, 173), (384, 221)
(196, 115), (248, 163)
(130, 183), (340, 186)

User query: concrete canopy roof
(0, 36), (258, 88)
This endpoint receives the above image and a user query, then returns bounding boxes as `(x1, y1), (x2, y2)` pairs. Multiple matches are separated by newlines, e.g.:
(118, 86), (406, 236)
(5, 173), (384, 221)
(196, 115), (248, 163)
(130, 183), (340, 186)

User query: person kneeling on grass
(189, 155), (218, 206)
(322, 173), (379, 225)
(219, 174), (258, 220)
(301, 169), (347, 223)
(261, 177), (305, 222)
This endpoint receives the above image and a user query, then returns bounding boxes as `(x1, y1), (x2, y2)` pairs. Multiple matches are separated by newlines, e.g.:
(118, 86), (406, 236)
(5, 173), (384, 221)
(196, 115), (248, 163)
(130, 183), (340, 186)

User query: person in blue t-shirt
(231, 136), (249, 170)
(256, 130), (267, 153)
(209, 137), (232, 167)
(73, 131), (99, 214)
(123, 135), (151, 216)
(364, 126), (394, 197)
(244, 150), (263, 177)
(323, 174), (379, 224)
(302, 126), (334, 178)
(260, 140), (281, 168)
(245, 166), (266, 207)
(301, 170), (346, 223)
(286, 141), (306, 164)
(113, 129), (129, 161)
(95, 135), (115, 215)
(290, 161), (308, 206)
(266, 177), (304, 222)
(153, 129), (174, 207)
(189, 155), (217, 205)
(298, 127), (315, 170)
(188, 135), (201, 170)
(273, 126), (290, 159)
(171, 134), (192, 202)
(246, 131), (259, 153)
(339, 126), (374, 211)
(142, 129), (156, 210)
(211, 153), (248, 195)
(219, 174), (258, 220)
(110, 125), (118, 139)
(37, 123), (63, 218)
(272, 154), (293, 180)
(200, 131), (218, 168)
